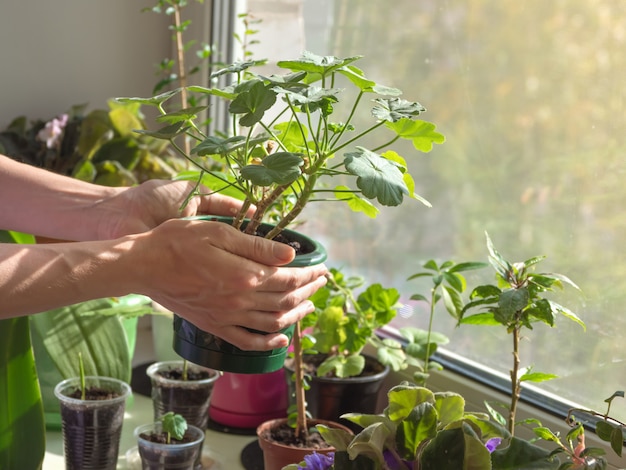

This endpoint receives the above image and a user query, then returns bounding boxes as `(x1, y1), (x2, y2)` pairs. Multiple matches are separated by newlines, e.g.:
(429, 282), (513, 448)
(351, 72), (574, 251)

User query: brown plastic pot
(256, 418), (351, 470)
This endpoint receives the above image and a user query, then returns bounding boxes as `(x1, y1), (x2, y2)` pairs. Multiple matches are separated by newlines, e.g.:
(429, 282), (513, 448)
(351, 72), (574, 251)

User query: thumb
(223, 225), (296, 266)
(250, 235), (296, 266)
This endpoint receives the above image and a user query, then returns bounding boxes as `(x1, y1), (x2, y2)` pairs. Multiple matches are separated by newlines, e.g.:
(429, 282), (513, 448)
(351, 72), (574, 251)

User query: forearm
(0, 237), (142, 318)
(0, 154), (125, 241)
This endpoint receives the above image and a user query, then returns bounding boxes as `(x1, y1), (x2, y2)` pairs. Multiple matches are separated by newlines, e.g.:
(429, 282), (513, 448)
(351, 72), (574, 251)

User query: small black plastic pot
(172, 216), (327, 374)
(286, 354), (390, 431)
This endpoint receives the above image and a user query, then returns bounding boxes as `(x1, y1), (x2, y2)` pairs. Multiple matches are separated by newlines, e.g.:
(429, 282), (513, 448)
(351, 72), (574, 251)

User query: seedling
(78, 352), (86, 401)
(160, 412), (187, 444)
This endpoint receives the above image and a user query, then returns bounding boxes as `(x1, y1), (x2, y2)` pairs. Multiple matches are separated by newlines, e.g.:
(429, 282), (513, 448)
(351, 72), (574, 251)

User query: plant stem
(182, 359), (188, 381)
(78, 352), (86, 401)
(422, 286), (438, 386)
(509, 325), (521, 435)
(172, 2), (190, 155)
(293, 321), (308, 440)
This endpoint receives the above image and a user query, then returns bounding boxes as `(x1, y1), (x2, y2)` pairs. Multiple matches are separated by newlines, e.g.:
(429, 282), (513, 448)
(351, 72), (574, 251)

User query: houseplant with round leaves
(117, 51), (445, 374)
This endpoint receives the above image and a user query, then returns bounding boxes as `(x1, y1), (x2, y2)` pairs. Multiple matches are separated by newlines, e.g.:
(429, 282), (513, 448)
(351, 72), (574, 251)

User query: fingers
(192, 191), (256, 219)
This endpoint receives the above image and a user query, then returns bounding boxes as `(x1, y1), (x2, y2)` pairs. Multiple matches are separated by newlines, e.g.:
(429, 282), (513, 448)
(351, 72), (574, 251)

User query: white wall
(0, 1), (173, 128)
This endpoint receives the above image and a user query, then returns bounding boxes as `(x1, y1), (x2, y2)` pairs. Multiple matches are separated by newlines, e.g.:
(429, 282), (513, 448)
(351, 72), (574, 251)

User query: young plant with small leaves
(160, 412), (188, 444)
(460, 232), (584, 436)
(407, 259), (486, 384)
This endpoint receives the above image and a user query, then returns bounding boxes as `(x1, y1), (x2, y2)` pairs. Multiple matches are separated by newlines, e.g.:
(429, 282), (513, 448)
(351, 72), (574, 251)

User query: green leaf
(318, 354), (365, 378)
(376, 339), (409, 371)
(385, 384), (435, 422)
(442, 285), (464, 319)
(277, 51), (362, 77)
(0, 317), (45, 470)
(459, 312), (501, 326)
(433, 392), (465, 427)
(161, 412), (187, 441)
(549, 300), (586, 330)
(338, 65), (402, 95)
(491, 436), (559, 469)
(533, 426), (561, 443)
(519, 371), (558, 383)
(333, 185), (379, 217)
(156, 106), (207, 124)
(385, 119), (446, 152)
(109, 106), (144, 138)
(344, 146), (409, 206)
(192, 135), (247, 156)
(209, 60), (266, 80)
(397, 402), (438, 460)
(134, 122), (188, 140)
(240, 151), (304, 186)
(0, 230), (35, 244)
(29, 299), (134, 383)
(372, 98), (426, 122)
(229, 80), (276, 127)
(316, 424), (354, 452)
(420, 424), (492, 470)
(116, 89), (181, 107)
(277, 86), (340, 115)
(346, 422), (392, 467)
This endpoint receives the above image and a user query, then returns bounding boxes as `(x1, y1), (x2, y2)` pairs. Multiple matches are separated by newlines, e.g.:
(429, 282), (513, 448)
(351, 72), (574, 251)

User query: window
(246, 0), (626, 425)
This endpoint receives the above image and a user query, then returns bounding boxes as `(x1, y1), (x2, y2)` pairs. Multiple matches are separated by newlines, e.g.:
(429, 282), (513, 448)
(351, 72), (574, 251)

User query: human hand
(132, 218), (328, 351)
(97, 179), (252, 239)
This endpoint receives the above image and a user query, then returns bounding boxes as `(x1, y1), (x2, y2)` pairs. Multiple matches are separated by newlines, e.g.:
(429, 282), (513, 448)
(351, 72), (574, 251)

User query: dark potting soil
(66, 386), (120, 400)
(139, 430), (198, 444)
(261, 422), (331, 450)
(157, 367), (211, 381)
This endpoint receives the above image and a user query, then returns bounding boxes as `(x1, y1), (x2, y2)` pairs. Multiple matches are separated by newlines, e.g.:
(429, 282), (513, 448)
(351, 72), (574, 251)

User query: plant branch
(509, 325), (521, 435)
(293, 321), (308, 440)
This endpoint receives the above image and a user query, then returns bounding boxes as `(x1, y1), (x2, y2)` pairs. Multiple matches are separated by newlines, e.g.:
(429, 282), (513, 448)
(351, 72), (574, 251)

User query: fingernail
(270, 334), (289, 349)
(273, 243), (295, 263)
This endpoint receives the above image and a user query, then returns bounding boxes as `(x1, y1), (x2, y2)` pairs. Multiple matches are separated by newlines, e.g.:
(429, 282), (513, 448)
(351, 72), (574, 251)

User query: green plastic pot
(172, 216), (327, 374)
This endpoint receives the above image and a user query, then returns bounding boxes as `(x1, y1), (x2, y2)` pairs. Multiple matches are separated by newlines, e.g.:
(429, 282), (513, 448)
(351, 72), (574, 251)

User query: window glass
(250, 0), (626, 422)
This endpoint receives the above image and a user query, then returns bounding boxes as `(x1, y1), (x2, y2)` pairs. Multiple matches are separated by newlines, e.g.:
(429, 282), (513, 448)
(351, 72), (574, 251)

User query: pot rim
(182, 215), (327, 267)
(256, 417), (353, 450)
(135, 422), (205, 449)
(146, 360), (220, 385)
(54, 376), (131, 405)
(286, 353), (391, 384)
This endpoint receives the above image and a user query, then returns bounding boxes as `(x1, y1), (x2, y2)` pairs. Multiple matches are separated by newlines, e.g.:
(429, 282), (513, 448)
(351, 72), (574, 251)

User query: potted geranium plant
(117, 51), (445, 374)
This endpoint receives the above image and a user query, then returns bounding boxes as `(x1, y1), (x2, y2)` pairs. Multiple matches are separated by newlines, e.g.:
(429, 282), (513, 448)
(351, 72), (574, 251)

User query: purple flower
(384, 450), (414, 470)
(485, 437), (502, 453)
(300, 452), (334, 470)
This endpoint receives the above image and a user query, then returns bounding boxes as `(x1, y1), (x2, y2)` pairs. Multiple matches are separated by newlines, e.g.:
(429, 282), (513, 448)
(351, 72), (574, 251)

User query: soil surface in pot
(139, 430), (198, 444)
(66, 387), (120, 400)
(287, 354), (386, 379)
(261, 422), (330, 450)
(157, 368), (211, 381)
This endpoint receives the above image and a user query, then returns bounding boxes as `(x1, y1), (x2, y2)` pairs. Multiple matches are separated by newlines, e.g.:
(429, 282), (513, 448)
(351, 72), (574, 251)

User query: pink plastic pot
(208, 370), (288, 429)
